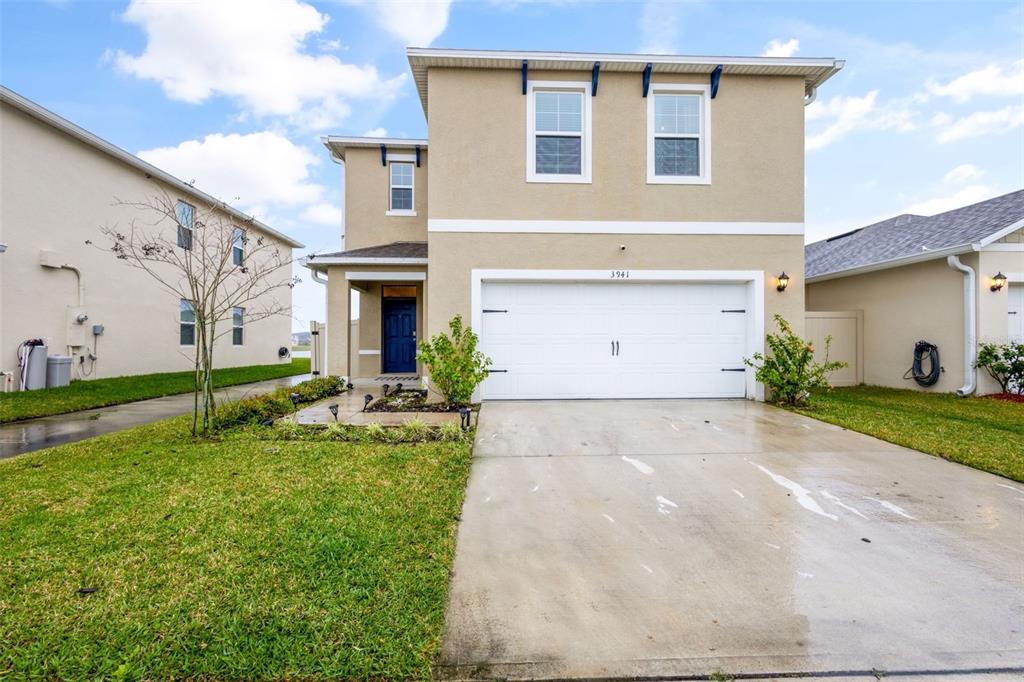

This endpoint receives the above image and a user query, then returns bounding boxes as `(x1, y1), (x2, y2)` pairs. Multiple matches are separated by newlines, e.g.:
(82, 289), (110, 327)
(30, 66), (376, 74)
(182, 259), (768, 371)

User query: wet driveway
(0, 374), (310, 458)
(438, 400), (1024, 679)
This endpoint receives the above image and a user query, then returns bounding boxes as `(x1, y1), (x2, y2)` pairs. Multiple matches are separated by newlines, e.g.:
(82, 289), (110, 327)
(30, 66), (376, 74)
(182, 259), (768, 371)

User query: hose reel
(904, 340), (941, 387)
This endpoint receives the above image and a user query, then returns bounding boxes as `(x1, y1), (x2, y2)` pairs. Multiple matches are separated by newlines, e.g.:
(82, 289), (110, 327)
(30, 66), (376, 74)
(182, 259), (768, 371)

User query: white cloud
(805, 91), (916, 151)
(344, 0), (451, 46)
(300, 202), (343, 226)
(638, 1), (681, 54)
(762, 38), (799, 58)
(943, 164), (984, 184)
(902, 185), (999, 216)
(111, 0), (404, 129)
(362, 127), (388, 137)
(926, 59), (1024, 103)
(934, 105), (1024, 143)
(137, 132), (325, 213)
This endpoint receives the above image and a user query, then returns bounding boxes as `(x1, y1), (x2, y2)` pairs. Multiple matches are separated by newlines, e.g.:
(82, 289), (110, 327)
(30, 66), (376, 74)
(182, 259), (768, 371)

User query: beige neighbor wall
(427, 68), (806, 221)
(806, 257), (974, 393)
(0, 102), (294, 383)
(343, 147), (427, 250)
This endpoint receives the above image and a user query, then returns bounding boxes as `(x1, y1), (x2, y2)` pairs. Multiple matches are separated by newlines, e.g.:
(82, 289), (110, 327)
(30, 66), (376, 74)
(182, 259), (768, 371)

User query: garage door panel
(479, 281), (752, 400)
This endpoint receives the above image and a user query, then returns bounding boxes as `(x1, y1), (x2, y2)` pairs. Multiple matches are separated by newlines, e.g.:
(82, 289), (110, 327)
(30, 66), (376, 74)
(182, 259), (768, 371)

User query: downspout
(311, 269), (328, 285)
(946, 255), (977, 396)
(804, 86), (818, 107)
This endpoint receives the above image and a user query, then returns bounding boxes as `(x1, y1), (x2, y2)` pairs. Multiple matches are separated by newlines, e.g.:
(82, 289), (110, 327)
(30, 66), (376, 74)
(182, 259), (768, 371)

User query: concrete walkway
(0, 374), (310, 458)
(439, 400), (1024, 680)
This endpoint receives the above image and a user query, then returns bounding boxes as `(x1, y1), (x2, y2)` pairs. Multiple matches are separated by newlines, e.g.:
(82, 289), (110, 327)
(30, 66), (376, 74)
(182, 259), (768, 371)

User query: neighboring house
(306, 48), (844, 400)
(806, 190), (1024, 395)
(0, 86), (304, 387)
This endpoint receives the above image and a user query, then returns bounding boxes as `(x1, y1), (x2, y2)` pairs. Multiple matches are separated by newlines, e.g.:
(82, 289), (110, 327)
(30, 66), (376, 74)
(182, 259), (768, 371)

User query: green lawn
(795, 385), (1024, 482)
(0, 358), (310, 423)
(0, 415), (473, 679)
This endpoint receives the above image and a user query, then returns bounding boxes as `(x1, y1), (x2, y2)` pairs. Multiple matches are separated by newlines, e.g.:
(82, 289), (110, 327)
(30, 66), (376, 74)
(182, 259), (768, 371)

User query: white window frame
(526, 80), (592, 184)
(232, 306), (244, 346)
(179, 299), (196, 347)
(175, 200), (195, 250)
(231, 227), (245, 266)
(386, 155), (417, 217)
(647, 84), (711, 185)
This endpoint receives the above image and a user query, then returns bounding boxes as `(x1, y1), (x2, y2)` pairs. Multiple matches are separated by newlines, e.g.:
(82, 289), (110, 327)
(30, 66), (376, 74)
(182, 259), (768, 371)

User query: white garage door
(479, 281), (751, 399)
(1010, 283), (1023, 343)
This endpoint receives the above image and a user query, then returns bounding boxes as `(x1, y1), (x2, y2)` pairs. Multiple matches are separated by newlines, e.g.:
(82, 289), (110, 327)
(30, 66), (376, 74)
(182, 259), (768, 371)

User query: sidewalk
(0, 374), (310, 459)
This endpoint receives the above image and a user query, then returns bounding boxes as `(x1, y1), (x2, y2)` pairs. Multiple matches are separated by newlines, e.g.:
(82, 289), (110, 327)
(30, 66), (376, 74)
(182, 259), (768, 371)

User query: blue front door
(382, 298), (417, 373)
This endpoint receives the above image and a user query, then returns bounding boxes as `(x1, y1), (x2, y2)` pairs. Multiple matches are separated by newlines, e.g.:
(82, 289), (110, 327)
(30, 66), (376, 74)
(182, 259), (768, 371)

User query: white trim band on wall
(429, 219), (804, 235)
(344, 271), (427, 281)
(358, 349), (382, 355)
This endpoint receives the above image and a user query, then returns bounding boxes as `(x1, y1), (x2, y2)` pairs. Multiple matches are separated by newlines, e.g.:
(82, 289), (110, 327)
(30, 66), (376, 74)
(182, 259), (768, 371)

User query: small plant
(363, 423), (387, 443)
(745, 314), (847, 407)
(399, 417), (431, 442)
(417, 315), (492, 406)
(437, 421), (466, 442)
(976, 341), (1024, 394)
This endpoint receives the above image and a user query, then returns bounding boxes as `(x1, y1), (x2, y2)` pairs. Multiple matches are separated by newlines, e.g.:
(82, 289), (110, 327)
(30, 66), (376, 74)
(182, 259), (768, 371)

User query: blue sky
(3, 0), (1022, 331)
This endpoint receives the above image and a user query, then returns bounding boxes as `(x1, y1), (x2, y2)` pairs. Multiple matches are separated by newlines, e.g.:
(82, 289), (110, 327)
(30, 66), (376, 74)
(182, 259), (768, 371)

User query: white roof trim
(304, 257), (428, 269)
(977, 216), (1024, 247)
(806, 243), (977, 283)
(0, 85), (305, 249)
(408, 47), (844, 113)
(321, 135), (428, 163)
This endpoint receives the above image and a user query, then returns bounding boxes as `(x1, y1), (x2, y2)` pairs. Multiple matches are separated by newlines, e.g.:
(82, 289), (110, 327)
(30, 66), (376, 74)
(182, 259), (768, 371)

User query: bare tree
(94, 189), (298, 435)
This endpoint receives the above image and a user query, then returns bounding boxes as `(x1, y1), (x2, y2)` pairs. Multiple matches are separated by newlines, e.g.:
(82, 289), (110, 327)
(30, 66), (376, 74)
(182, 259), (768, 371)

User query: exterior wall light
(991, 272), (1007, 292)
(776, 272), (790, 292)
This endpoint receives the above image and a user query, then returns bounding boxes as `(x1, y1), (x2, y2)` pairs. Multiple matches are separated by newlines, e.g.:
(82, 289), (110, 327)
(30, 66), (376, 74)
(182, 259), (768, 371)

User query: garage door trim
(471, 269), (766, 401)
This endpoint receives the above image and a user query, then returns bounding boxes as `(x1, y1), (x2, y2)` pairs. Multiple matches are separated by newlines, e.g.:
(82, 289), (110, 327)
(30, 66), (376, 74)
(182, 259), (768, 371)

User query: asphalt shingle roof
(312, 241), (427, 260)
(806, 189), (1024, 279)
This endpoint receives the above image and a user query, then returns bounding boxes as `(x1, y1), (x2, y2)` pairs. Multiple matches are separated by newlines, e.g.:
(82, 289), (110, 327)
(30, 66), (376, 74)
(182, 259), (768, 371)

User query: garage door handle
(721, 368), (746, 372)
(721, 309), (746, 313)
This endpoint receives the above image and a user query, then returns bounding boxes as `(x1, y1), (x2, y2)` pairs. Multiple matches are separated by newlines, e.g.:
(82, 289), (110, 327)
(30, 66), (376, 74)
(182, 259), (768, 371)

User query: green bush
(976, 341), (1024, 394)
(437, 421), (467, 442)
(745, 315), (847, 407)
(417, 315), (492, 406)
(215, 376), (346, 430)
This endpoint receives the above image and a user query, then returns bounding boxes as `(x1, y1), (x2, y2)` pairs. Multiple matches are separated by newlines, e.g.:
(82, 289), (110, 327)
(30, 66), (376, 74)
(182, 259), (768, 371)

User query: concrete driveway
(438, 400), (1024, 680)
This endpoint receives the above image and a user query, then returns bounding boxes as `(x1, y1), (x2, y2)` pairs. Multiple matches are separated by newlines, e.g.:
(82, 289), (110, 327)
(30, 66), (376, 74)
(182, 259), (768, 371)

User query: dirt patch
(984, 392), (1024, 404)
(365, 390), (478, 413)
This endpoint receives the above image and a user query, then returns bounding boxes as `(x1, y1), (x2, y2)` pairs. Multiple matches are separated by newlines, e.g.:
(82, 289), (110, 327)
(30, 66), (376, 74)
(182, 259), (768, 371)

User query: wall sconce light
(776, 272), (790, 292)
(991, 272), (1007, 292)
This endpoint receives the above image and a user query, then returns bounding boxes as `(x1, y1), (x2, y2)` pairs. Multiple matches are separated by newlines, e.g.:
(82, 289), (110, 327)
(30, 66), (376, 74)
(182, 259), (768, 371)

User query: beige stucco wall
(426, 232), (804, 353)
(426, 68), (805, 222)
(0, 101), (295, 384)
(343, 147), (427, 250)
(806, 258), (971, 393)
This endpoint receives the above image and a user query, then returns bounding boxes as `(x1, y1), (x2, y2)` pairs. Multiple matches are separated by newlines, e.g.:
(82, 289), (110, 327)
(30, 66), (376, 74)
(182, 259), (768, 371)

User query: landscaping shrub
(417, 315), (491, 406)
(437, 422), (466, 442)
(745, 314), (847, 406)
(244, 418), (472, 444)
(976, 341), (1024, 394)
(215, 376), (346, 430)
(399, 417), (431, 442)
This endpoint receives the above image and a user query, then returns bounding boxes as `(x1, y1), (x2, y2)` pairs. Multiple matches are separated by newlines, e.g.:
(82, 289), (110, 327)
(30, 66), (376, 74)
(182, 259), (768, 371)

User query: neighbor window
(527, 82), (591, 183)
(647, 85), (710, 184)
(232, 307), (244, 346)
(389, 162), (414, 213)
(232, 227), (245, 266)
(180, 299), (195, 346)
(175, 200), (194, 249)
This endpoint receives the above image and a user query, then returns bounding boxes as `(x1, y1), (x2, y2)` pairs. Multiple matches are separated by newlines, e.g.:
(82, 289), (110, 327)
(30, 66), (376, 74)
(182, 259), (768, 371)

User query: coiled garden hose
(903, 340), (941, 387)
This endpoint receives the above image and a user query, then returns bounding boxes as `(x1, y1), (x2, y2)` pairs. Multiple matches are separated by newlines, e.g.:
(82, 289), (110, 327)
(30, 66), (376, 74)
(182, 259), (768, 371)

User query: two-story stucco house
(1, 86), (303, 388)
(306, 48), (844, 400)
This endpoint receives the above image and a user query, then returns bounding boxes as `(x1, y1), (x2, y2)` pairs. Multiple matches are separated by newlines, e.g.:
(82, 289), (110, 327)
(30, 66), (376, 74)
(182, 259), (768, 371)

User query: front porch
(306, 241), (428, 382)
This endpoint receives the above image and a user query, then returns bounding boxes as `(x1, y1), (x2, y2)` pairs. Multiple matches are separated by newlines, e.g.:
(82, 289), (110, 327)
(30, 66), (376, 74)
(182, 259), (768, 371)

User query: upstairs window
(388, 162), (414, 215)
(527, 82), (591, 183)
(175, 200), (194, 250)
(232, 227), (245, 266)
(647, 85), (710, 184)
(179, 299), (195, 346)
(232, 307), (244, 346)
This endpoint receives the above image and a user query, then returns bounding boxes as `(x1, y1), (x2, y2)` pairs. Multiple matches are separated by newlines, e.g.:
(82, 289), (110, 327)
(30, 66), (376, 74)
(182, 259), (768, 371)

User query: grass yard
(796, 385), (1024, 482)
(0, 414), (473, 679)
(0, 358), (310, 423)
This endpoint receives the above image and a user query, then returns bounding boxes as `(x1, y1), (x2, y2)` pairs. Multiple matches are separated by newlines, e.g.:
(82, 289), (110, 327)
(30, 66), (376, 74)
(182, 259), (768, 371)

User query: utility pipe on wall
(946, 255), (977, 397)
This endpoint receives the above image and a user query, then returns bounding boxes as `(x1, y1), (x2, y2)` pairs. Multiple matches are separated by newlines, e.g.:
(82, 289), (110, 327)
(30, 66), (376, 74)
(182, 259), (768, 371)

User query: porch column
(326, 268), (351, 379)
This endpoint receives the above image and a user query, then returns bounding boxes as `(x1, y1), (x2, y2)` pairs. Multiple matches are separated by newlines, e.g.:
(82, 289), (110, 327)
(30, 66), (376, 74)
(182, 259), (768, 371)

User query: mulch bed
(984, 392), (1024, 404)
(365, 390), (478, 413)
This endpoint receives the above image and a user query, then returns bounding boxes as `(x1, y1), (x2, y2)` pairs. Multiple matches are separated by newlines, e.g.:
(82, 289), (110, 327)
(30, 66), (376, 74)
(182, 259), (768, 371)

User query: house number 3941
(610, 270), (630, 279)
